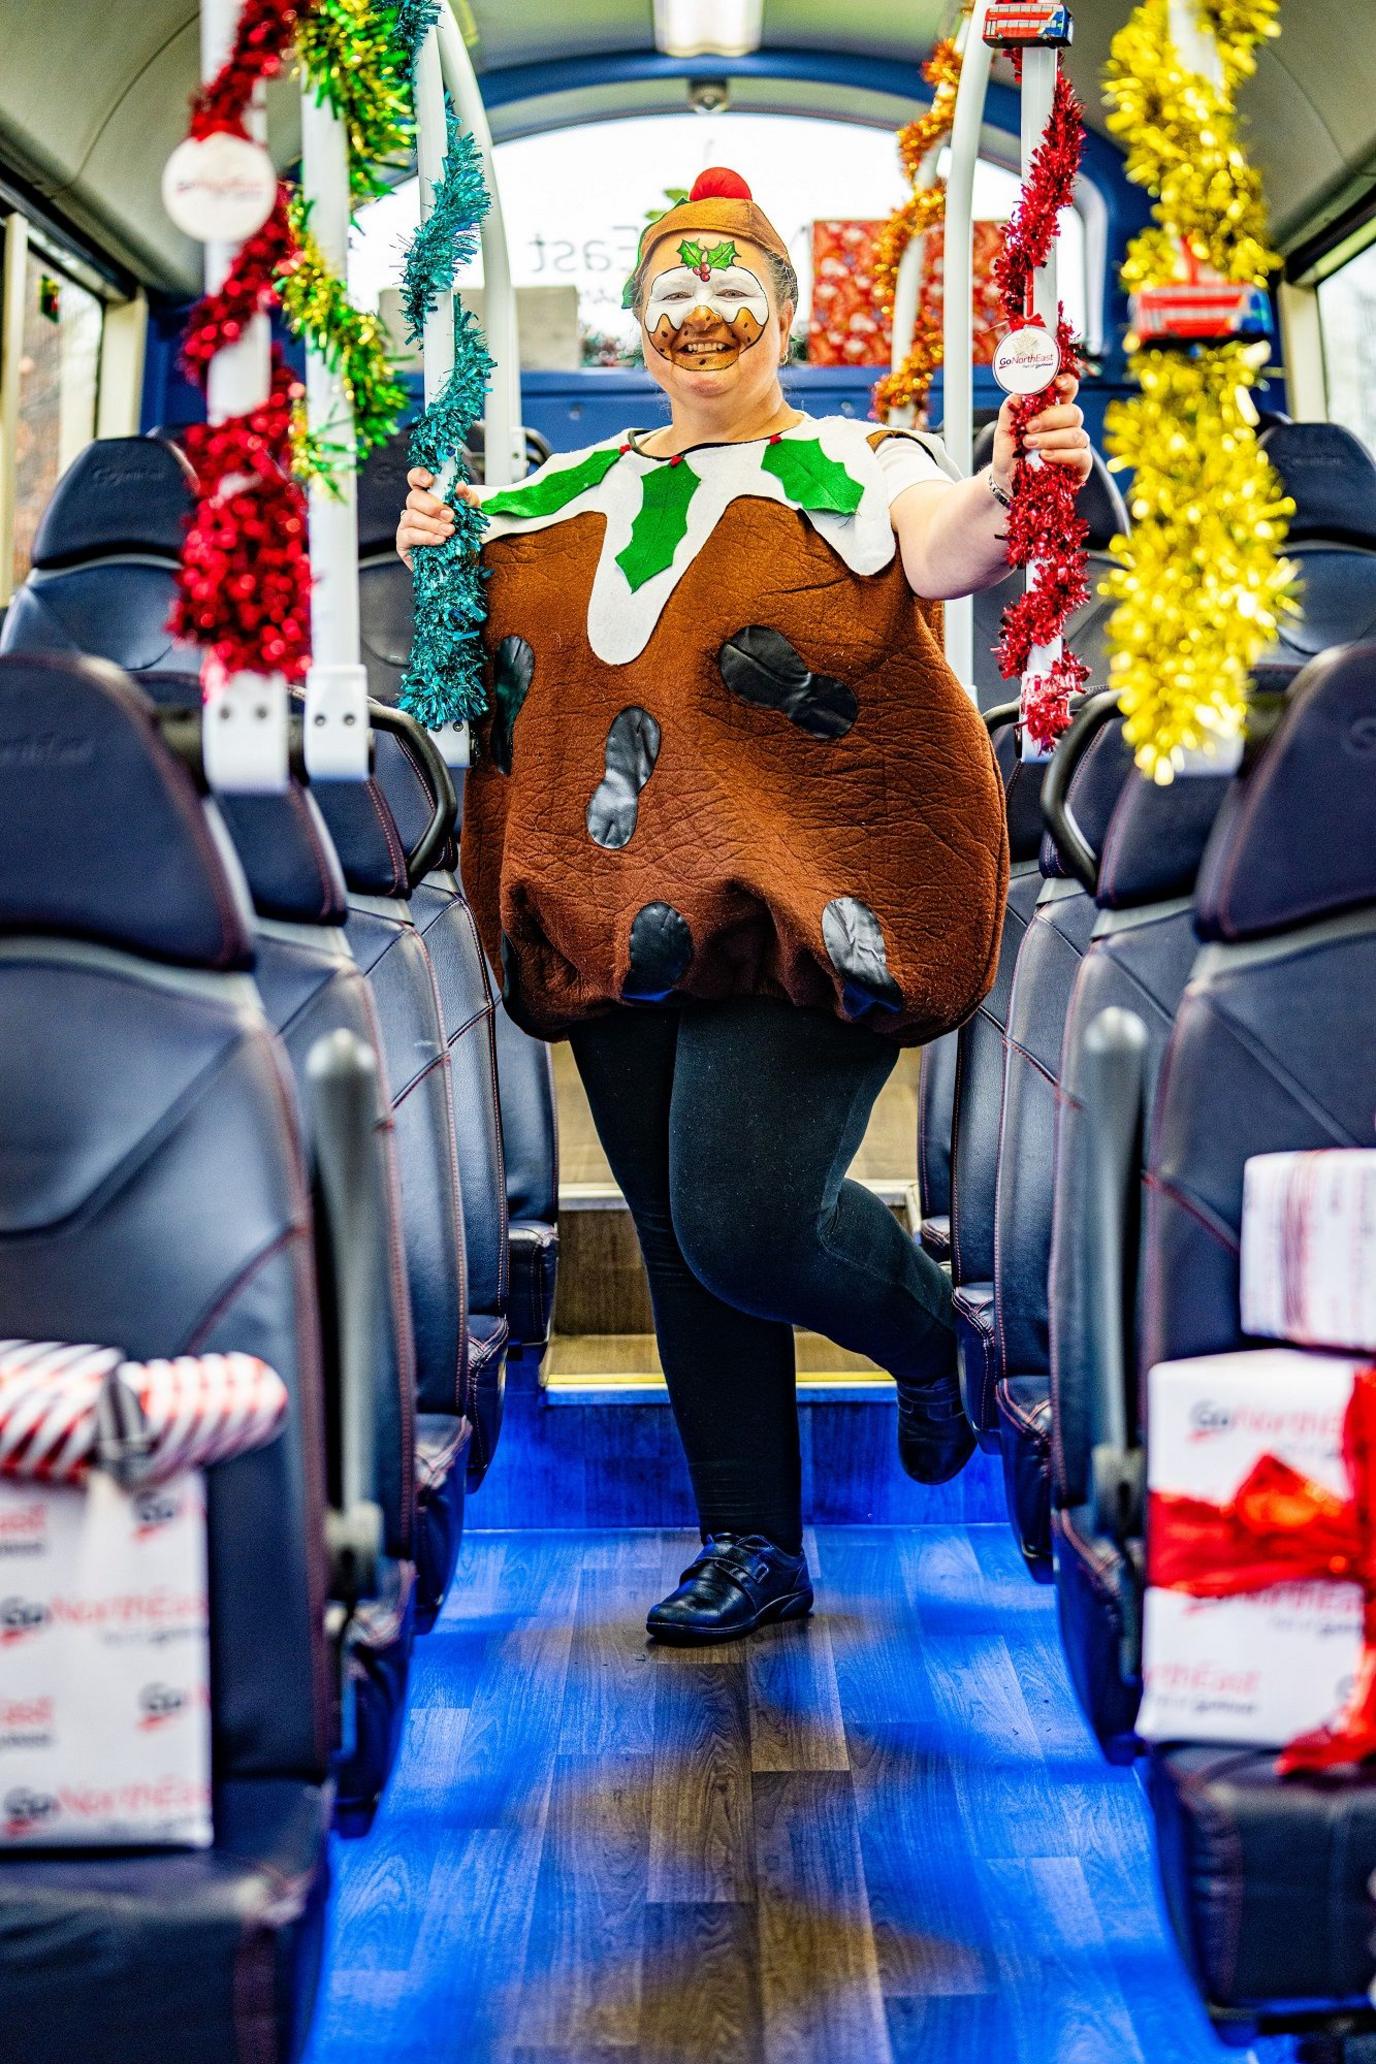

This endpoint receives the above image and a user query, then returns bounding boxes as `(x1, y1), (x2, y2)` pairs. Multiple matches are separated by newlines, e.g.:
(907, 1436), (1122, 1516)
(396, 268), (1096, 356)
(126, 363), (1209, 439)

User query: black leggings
(569, 996), (955, 1552)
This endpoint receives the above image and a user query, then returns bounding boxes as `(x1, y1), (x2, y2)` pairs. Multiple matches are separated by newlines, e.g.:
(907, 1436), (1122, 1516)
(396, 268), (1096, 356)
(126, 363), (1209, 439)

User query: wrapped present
(809, 219), (1005, 372)
(809, 220), (890, 367)
(1242, 1150), (1376, 1355)
(0, 1343), (287, 1848)
(1138, 1349), (1376, 1770)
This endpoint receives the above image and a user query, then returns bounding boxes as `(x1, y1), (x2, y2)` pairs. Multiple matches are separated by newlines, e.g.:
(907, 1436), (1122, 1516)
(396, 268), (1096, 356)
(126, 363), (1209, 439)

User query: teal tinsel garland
(400, 309), (494, 727)
(393, 0), (494, 731)
(401, 105), (488, 344)
(393, 0), (439, 59)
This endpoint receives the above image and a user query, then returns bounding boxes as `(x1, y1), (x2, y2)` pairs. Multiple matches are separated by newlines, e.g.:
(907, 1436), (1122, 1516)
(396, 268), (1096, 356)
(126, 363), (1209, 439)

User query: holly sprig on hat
(677, 238), (738, 280)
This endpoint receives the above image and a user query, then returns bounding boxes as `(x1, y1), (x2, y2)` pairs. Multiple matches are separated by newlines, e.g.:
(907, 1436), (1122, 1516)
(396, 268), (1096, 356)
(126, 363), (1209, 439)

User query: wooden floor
(306, 1526), (1291, 2064)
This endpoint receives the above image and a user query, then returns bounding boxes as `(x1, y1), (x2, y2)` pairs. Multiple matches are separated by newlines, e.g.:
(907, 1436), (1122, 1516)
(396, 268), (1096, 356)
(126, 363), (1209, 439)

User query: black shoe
(646, 1533), (814, 1646)
(896, 1362), (976, 1485)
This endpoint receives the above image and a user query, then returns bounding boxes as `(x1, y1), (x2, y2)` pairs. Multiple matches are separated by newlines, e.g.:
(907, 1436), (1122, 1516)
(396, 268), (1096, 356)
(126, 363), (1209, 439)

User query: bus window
(8, 245), (103, 591)
(348, 110), (1092, 366)
(1317, 234), (1376, 451)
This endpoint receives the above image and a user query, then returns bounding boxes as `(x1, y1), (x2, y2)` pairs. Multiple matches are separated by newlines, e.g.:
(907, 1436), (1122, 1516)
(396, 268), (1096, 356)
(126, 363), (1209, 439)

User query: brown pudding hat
(635, 166), (790, 275)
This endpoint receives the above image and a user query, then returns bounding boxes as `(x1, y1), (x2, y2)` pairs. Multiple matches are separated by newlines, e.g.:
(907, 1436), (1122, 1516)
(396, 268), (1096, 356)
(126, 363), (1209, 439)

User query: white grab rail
(198, 0), (289, 792)
(434, 4), (524, 491)
(887, 12), (976, 432)
(300, 81), (371, 780)
(1017, 43), (1062, 761)
(940, 0), (995, 698)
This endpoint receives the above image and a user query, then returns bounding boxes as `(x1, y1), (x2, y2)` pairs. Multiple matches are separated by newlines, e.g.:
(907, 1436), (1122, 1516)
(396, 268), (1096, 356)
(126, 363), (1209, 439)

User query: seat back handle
(1040, 689), (1123, 895)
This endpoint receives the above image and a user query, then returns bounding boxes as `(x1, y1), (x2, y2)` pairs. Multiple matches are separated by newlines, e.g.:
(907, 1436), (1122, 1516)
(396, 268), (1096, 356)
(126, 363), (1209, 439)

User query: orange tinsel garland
(871, 24), (968, 424)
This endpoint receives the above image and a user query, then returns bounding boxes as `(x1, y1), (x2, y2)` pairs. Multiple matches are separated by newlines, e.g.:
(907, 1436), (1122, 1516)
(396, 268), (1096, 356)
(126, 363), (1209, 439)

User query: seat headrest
(990, 712), (1050, 862)
(30, 437), (197, 571)
(1259, 421), (1376, 549)
(0, 653), (254, 969)
(310, 773), (410, 897)
(357, 437), (413, 559)
(140, 675), (348, 926)
(1195, 642), (1376, 941)
(1040, 711), (1135, 879)
(1096, 766), (1232, 909)
(971, 421), (1128, 550)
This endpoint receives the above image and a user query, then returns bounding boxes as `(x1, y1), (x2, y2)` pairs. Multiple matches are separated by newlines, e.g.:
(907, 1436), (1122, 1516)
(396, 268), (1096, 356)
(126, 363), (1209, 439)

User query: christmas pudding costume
(461, 171), (1009, 1046)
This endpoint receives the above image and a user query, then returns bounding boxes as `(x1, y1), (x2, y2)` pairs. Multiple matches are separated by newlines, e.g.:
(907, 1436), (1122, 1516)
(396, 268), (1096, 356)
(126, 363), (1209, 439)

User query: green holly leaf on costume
(483, 444), (623, 519)
(615, 460), (701, 592)
(761, 436), (865, 516)
(678, 239), (706, 270)
(705, 240), (737, 271)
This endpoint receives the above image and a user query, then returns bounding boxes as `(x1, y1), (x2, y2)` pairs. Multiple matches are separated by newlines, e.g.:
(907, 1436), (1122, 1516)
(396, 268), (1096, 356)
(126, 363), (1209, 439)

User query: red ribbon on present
(1147, 1364), (1376, 1776)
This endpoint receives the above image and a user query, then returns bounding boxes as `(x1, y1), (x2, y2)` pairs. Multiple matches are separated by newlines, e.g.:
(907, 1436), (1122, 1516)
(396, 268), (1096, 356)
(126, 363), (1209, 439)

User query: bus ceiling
(0, 0), (1371, 299)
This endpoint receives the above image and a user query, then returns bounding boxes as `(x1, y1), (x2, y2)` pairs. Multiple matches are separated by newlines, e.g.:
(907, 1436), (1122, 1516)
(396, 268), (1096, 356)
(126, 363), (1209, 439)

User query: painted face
(643, 241), (771, 371)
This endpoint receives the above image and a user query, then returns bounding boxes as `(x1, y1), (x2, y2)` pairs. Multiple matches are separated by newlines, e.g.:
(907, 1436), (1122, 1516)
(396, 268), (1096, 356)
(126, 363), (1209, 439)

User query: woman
(398, 168), (1093, 1644)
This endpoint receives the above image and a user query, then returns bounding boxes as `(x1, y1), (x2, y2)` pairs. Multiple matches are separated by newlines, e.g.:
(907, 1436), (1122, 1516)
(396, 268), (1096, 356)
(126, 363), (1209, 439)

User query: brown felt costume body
(461, 433), (1008, 1047)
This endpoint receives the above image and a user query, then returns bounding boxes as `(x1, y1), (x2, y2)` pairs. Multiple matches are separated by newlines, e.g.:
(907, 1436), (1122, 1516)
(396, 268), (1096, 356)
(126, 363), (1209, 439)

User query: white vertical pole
(941, 0), (994, 699)
(300, 82), (371, 778)
(435, 5), (523, 490)
(1167, 0), (1225, 84)
(888, 13), (975, 433)
(198, 0), (289, 794)
(1018, 43), (1062, 760)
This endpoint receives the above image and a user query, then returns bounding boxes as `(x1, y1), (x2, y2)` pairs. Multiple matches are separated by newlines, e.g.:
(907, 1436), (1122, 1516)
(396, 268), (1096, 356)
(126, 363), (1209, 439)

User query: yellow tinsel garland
(1103, 346), (1296, 781)
(1106, 0), (1280, 286)
(1103, 0), (1294, 780)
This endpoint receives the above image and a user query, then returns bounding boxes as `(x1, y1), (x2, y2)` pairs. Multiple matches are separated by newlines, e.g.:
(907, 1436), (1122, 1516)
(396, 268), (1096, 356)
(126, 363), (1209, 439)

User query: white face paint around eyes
(644, 263), (771, 336)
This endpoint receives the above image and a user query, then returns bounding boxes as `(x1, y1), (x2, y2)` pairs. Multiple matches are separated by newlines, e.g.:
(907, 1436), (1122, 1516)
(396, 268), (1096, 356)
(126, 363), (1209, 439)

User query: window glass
(1318, 237), (1376, 453)
(349, 109), (1090, 365)
(11, 250), (103, 590)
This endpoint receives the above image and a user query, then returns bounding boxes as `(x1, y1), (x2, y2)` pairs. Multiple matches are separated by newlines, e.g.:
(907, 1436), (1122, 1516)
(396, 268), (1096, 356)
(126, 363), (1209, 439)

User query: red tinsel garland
(992, 65), (1091, 750)
(190, 0), (302, 139)
(171, 1), (314, 688)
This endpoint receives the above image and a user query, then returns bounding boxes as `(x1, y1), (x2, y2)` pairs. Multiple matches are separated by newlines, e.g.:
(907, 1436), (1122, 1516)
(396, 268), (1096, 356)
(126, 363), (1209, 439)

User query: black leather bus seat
(1140, 645), (1376, 2032)
(949, 709), (1051, 1444)
(0, 437), (201, 678)
(359, 437), (560, 1364)
(1258, 420), (1376, 663)
(987, 714), (1134, 1572)
(369, 719), (510, 1487)
(0, 653), (331, 2064)
(309, 760), (470, 1628)
(141, 675), (418, 1826)
(970, 426), (1130, 709)
(1048, 759), (1234, 1759)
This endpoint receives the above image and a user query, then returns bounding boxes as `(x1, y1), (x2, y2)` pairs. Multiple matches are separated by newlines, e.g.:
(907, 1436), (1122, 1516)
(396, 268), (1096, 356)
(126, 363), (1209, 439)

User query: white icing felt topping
(479, 415), (906, 667)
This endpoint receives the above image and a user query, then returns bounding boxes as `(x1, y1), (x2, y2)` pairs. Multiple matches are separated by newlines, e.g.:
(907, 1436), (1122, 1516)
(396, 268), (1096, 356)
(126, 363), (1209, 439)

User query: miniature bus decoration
(983, 2), (1074, 48)
(1132, 245), (1274, 345)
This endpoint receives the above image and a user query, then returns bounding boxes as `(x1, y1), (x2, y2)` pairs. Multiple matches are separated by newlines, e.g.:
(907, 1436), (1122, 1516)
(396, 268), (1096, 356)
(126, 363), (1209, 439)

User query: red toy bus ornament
(1132, 243), (1273, 346)
(983, 2), (1074, 48)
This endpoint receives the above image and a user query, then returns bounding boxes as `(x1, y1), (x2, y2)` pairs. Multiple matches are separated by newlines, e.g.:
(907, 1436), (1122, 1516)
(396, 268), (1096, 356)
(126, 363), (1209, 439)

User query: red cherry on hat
(690, 167), (753, 202)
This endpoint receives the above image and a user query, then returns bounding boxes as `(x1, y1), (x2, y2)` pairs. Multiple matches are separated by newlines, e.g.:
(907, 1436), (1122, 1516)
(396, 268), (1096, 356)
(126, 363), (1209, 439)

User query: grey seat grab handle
(1040, 689), (1123, 895)
(1077, 1006), (1149, 1540)
(307, 1028), (386, 1606)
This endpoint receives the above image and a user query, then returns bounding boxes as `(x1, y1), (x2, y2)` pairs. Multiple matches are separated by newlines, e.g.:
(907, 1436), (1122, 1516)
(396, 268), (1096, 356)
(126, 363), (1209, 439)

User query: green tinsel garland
(296, 0), (414, 203)
(391, 0), (495, 732)
(400, 306), (493, 728)
(400, 103), (488, 343)
(277, 198), (409, 480)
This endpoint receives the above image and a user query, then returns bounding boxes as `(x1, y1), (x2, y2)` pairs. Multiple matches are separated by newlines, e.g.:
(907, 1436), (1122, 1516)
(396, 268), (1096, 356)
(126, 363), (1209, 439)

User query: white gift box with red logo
(0, 1468), (211, 1848)
(1137, 1349), (1369, 1748)
(1241, 1149), (1376, 1355)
